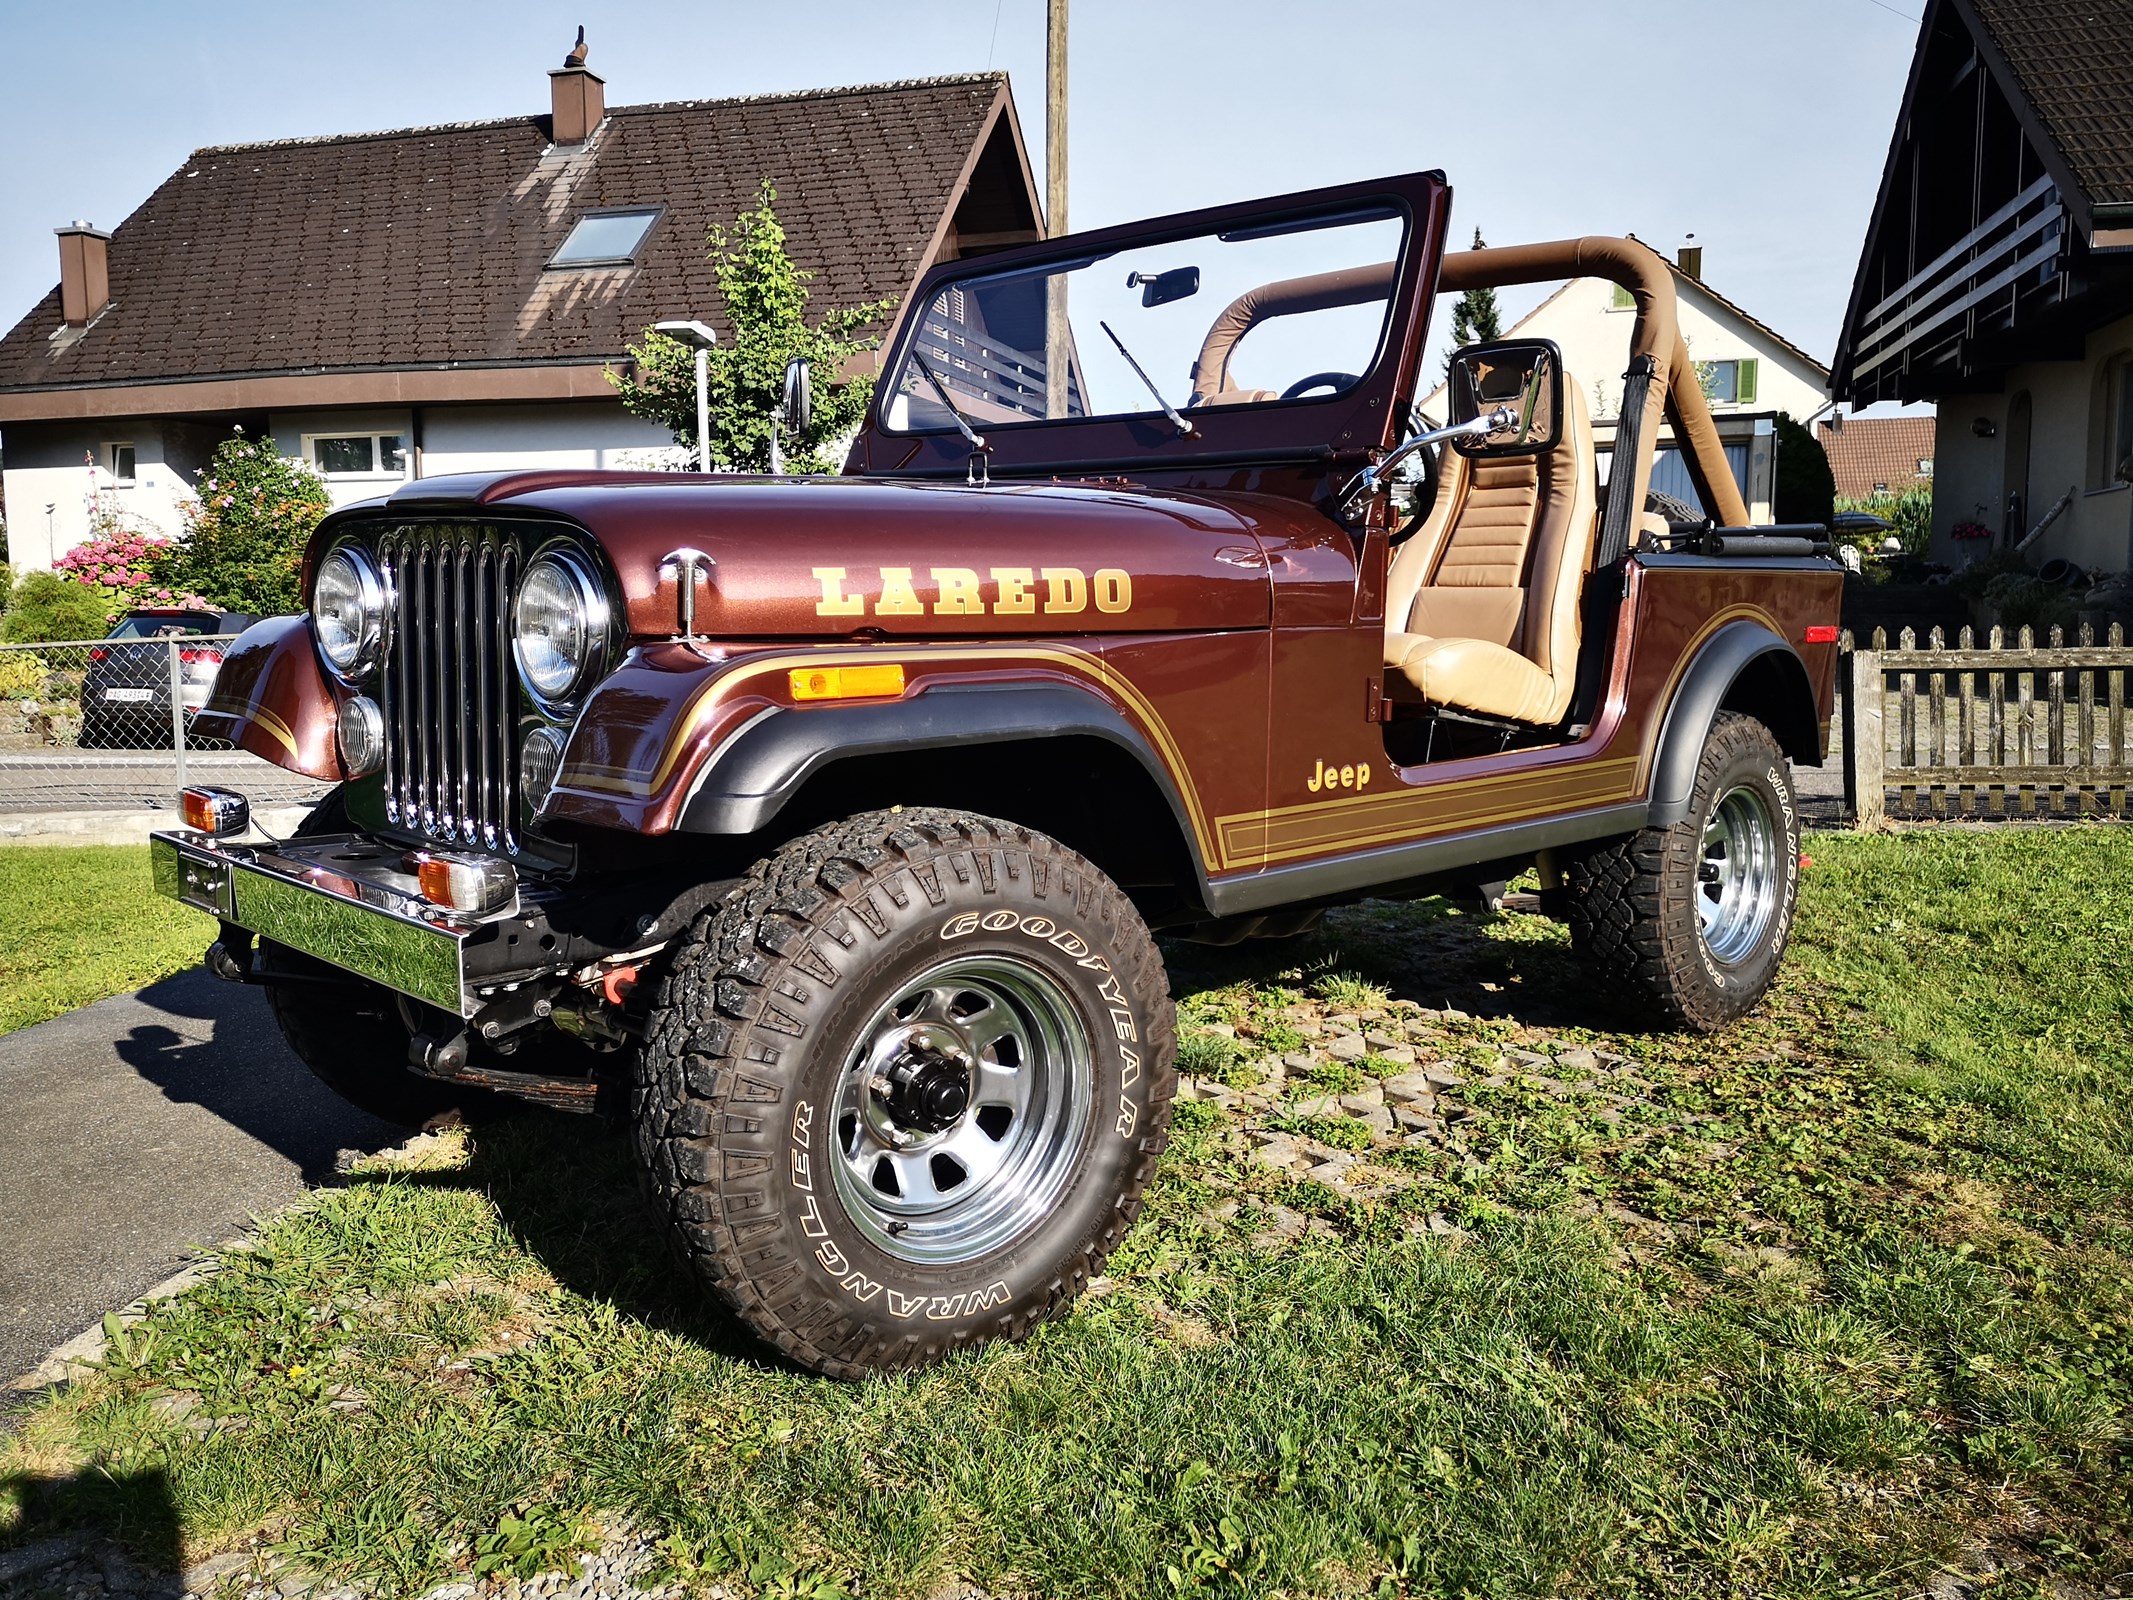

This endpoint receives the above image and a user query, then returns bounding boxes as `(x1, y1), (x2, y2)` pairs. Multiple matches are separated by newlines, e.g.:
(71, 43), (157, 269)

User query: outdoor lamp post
(653, 319), (719, 472)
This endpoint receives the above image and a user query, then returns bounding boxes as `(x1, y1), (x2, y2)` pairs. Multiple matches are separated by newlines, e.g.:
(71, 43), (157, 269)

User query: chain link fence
(0, 637), (333, 817)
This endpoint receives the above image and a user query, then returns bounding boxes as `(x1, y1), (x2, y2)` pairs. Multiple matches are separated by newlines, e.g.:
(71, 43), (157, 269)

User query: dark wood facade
(1834, 0), (2133, 405)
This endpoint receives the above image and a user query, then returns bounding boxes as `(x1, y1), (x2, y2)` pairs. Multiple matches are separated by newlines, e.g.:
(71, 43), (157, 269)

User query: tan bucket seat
(1382, 381), (1599, 726)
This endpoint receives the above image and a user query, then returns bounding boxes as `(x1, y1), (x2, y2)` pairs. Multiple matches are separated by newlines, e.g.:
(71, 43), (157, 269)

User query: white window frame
(304, 432), (411, 482)
(105, 441), (137, 486)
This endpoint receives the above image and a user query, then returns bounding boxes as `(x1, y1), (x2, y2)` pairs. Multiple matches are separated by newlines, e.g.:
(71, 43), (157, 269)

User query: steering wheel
(1388, 437), (1441, 544)
(1279, 370), (1361, 400)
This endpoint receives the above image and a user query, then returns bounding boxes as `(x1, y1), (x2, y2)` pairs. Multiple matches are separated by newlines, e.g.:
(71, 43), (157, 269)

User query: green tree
(1443, 228), (1502, 377)
(1839, 482), (1933, 556)
(151, 432), (332, 615)
(609, 181), (895, 473)
(1, 570), (113, 642)
(1772, 412), (1836, 529)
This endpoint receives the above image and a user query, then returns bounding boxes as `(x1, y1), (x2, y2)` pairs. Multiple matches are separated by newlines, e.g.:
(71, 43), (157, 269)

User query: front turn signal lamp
(789, 663), (906, 702)
(412, 851), (518, 918)
(180, 785), (250, 837)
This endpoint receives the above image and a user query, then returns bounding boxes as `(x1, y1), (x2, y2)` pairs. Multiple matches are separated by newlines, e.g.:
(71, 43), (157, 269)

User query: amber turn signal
(789, 663), (906, 702)
(412, 851), (518, 917)
(180, 785), (250, 837)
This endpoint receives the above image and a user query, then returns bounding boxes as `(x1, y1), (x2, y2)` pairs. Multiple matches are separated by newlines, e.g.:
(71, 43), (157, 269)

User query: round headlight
(313, 546), (387, 679)
(520, 724), (566, 809)
(338, 694), (385, 777)
(513, 550), (608, 705)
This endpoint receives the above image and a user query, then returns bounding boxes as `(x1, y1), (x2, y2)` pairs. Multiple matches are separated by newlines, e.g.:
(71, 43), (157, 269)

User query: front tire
(634, 808), (1175, 1379)
(1567, 712), (1800, 1031)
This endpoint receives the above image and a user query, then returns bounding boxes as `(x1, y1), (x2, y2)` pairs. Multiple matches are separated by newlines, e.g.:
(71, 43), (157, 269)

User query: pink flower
(98, 572), (119, 586)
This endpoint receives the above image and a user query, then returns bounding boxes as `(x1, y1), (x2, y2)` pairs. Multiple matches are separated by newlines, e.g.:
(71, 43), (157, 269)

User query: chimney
(56, 222), (110, 326)
(549, 66), (605, 145)
(1677, 244), (1704, 281)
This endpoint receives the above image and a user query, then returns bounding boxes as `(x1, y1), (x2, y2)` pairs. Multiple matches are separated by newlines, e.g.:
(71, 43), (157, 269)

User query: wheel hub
(828, 955), (1094, 1266)
(876, 1042), (972, 1133)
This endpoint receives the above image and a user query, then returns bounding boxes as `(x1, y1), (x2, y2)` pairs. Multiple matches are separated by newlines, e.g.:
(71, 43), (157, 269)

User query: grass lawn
(0, 845), (205, 1036)
(4, 827), (2131, 1598)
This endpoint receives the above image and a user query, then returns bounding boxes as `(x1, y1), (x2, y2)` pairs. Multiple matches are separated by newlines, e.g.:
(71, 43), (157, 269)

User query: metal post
(1043, 0), (1069, 420)
(168, 637), (189, 794)
(1844, 633), (1884, 828)
(694, 346), (711, 473)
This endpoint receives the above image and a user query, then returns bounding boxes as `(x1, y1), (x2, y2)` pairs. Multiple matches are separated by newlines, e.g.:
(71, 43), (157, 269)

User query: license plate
(103, 687), (154, 703)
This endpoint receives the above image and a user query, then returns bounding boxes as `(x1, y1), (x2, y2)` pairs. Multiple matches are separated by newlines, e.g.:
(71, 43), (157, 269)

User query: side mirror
(781, 357), (814, 437)
(1126, 265), (1200, 308)
(1446, 338), (1564, 457)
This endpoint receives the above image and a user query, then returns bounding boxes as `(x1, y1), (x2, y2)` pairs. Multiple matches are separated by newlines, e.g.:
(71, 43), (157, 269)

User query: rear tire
(259, 788), (502, 1127)
(633, 808), (1175, 1379)
(1567, 712), (1800, 1031)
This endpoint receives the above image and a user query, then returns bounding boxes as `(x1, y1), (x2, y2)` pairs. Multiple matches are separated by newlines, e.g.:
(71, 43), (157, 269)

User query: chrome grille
(376, 525), (521, 853)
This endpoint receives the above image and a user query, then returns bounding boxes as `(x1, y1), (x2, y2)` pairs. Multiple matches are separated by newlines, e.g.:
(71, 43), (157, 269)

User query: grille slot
(377, 526), (521, 853)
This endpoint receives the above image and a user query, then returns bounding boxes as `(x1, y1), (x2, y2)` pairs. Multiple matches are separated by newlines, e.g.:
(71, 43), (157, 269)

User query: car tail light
(180, 785), (250, 837)
(1803, 625), (1840, 644)
(88, 647), (107, 662)
(179, 647), (222, 664)
(413, 851), (517, 917)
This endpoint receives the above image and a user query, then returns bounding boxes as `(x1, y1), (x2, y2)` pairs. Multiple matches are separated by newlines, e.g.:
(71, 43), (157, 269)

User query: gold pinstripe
(556, 601), (1792, 875)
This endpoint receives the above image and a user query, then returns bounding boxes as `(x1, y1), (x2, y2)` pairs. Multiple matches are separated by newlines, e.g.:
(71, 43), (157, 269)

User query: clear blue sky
(0, 0), (1922, 370)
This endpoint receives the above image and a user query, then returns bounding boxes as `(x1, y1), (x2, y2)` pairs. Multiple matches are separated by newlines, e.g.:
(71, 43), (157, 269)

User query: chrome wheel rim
(827, 954), (1093, 1265)
(1697, 784), (1783, 966)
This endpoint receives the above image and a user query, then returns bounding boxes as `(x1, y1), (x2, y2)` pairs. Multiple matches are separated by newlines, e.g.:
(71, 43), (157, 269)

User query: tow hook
(206, 938), (250, 984)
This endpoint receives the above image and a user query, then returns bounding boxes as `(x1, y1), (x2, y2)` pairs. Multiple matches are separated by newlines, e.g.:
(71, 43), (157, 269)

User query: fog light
(521, 724), (566, 809)
(338, 694), (385, 777)
(412, 851), (517, 917)
(180, 785), (249, 837)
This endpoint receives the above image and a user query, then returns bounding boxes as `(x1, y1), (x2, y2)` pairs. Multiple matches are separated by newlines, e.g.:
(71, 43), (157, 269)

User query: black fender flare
(1646, 620), (1813, 827)
(675, 680), (1202, 849)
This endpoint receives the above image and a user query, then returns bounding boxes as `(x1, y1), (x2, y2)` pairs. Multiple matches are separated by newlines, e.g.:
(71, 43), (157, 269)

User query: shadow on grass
(376, 1109), (785, 1373)
(0, 1466), (182, 1595)
(1161, 897), (1626, 1036)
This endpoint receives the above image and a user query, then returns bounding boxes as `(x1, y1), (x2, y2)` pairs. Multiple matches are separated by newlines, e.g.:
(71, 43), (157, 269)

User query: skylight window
(548, 207), (661, 268)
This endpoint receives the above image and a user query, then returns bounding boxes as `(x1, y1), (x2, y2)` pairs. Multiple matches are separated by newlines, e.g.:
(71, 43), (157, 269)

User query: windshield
(881, 207), (1406, 434)
(109, 615), (217, 639)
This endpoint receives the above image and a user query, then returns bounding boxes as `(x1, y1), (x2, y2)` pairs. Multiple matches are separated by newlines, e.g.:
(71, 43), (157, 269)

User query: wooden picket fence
(1841, 623), (2133, 824)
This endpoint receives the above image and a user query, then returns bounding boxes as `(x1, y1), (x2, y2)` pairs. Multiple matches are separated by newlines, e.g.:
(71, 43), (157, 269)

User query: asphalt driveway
(0, 969), (401, 1386)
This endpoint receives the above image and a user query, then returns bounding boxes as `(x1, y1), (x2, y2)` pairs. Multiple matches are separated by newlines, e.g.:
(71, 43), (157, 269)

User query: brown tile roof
(0, 73), (1016, 395)
(1969, 0), (2133, 208)
(1817, 415), (1938, 499)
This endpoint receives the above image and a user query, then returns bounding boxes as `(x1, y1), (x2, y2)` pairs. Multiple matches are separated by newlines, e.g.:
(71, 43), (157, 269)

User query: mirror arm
(1338, 407), (1514, 509)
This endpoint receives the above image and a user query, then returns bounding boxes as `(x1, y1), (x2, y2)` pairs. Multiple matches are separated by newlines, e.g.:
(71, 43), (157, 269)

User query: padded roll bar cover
(1646, 620), (1813, 827)
(675, 682), (1200, 844)
(1438, 238), (1749, 531)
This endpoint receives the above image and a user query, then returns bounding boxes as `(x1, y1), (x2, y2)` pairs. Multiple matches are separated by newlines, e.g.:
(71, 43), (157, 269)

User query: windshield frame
(852, 170), (1452, 481)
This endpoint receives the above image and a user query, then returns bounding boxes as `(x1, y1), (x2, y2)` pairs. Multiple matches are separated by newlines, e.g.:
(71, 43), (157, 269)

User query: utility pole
(1044, 0), (1070, 419)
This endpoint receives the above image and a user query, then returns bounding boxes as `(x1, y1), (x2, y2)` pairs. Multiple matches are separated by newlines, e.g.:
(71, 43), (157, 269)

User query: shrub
(1, 572), (115, 643)
(0, 651), (45, 698)
(1982, 574), (2079, 636)
(1838, 482), (1932, 555)
(1774, 413), (1837, 529)
(150, 433), (331, 615)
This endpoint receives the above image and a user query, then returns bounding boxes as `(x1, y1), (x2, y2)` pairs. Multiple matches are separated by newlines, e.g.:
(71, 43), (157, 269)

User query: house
(1831, 0), (2133, 570)
(1817, 415), (1937, 499)
(0, 51), (1042, 574)
(1425, 246), (1832, 524)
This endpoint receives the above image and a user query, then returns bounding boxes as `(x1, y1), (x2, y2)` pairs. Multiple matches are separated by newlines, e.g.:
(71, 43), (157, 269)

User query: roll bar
(1187, 234), (1750, 539)
(1437, 236), (1750, 537)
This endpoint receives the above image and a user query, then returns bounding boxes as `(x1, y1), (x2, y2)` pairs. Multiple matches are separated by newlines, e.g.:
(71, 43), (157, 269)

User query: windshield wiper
(911, 353), (987, 455)
(1100, 320), (1194, 437)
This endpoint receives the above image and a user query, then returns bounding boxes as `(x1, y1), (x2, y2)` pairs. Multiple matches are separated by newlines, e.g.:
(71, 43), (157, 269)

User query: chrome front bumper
(150, 830), (478, 1016)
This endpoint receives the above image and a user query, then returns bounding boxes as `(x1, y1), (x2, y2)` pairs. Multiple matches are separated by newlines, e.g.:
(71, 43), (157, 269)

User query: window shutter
(1611, 284), (1634, 310)
(1737, 358), (1760, 405)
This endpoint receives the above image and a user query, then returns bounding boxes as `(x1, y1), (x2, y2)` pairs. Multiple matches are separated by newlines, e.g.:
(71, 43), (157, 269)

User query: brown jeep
(152, 170), (1840, 1377)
